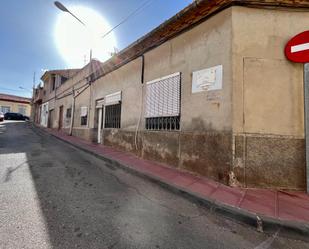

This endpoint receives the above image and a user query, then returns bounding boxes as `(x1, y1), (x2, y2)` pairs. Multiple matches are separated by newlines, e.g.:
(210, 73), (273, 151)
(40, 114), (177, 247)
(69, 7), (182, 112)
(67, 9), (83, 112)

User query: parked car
(0, 112), (4, 122)
(4, 112), (28, 121)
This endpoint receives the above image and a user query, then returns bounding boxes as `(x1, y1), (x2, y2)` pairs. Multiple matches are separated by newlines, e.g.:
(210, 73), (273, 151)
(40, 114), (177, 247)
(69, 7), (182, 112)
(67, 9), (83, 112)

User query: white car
(0, 112), (4, 122)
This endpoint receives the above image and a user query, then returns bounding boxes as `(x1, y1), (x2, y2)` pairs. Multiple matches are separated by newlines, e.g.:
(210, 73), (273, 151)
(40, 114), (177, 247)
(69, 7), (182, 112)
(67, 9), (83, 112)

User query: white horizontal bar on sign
(291, 42), (309, 53)
(146, 72), (180, 85)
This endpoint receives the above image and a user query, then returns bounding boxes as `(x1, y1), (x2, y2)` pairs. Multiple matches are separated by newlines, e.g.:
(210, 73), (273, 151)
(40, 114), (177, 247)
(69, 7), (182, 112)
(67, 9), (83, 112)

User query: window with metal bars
(104, 103), (121, 128)
(80, 106), (88, 126)
(66, 108), (72, 118)
(145, 116), (180, 130)
(81, 116), (87, 126)
(145, 72), (181, 131)
(51, 74), (56, 92)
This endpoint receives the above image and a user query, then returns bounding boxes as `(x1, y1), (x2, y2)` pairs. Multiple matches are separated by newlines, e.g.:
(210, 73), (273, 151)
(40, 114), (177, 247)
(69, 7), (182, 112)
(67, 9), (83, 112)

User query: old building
(0, 93), (31, 116)
(33, 0), (309, 190)
(32, 69), (80, 127)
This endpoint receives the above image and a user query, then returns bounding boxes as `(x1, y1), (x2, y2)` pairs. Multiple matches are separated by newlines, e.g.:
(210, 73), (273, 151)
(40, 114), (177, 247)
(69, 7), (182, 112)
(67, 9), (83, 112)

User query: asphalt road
(0, 121), (308, 249)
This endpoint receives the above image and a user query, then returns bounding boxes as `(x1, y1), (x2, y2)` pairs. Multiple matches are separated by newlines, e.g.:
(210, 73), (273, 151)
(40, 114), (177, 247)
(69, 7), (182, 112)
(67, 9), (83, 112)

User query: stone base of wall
(103, 129), (141, 155)
(180, 132), (232, 184)
(72, 128), (97, 142)
(70, 127), (305, 190)
(233, 134), (305, 190)
(102, 129), (232, 184)
(61, 128), (70, 135)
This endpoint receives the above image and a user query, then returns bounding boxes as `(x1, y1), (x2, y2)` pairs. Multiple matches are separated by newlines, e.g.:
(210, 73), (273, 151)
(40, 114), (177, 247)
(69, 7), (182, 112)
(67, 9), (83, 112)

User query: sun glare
(54, 6), (117, 68)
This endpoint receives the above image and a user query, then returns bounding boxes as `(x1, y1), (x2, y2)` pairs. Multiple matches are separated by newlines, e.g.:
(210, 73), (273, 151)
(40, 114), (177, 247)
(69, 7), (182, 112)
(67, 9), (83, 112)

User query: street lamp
(54, 1), (85, 26)
(54, 1), (92, 61)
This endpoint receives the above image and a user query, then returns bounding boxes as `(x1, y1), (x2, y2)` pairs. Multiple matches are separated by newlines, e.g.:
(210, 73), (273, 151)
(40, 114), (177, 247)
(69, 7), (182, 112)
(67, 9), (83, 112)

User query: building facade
(0, 93), (31, 116)
(32, 69), (80, 127)
(32, 0), (309, 190)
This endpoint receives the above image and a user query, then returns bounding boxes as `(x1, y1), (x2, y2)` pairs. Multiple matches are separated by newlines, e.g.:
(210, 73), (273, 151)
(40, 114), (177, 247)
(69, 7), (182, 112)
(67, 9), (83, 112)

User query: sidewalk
(35, 125), (309, 237)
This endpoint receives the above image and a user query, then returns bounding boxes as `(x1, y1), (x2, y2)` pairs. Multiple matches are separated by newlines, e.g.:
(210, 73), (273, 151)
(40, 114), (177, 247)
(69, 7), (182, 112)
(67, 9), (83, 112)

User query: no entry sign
(286, 30), (309, 193)
(285, 30), (309, 63)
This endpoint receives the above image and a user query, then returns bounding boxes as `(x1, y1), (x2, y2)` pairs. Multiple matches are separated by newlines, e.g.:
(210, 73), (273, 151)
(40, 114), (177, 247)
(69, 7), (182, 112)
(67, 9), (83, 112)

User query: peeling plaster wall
(90, 58), (143, 131)
(144, 7), (233, 132)
(95, 8), (234, 183)
(42, 6), (309, 190)
(231, 6), (309, 190)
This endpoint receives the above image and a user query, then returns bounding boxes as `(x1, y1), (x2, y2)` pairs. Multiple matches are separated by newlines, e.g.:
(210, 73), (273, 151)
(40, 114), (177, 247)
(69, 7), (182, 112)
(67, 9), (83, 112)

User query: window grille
(105, 103), (121, 128)
(66, 108), (72, 118)
(81, 116), (87, 126)
(145, 72), (181, 130)
(80, 106), (88, 126)
(145, 116), (180, 130)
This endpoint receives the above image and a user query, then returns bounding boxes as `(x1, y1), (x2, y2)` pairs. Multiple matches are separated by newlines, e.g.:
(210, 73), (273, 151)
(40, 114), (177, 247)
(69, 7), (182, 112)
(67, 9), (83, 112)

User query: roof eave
(95, 0), (309, 80)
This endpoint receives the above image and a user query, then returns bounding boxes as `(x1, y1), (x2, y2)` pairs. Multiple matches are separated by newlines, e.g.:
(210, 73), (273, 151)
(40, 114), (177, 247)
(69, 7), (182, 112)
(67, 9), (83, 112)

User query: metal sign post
(285, 30), (309, 193)
(305, 63), (309, 193)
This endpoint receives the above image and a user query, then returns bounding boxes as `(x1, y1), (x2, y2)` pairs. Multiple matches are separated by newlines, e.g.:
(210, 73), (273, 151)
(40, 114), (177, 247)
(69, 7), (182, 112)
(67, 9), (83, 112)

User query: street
(0, 121), (308, 249)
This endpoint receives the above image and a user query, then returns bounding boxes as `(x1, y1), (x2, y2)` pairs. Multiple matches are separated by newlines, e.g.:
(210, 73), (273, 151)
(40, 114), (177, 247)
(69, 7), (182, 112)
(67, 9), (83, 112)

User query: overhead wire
(101, 0), (155, 39)
(38, 0), (156, 104)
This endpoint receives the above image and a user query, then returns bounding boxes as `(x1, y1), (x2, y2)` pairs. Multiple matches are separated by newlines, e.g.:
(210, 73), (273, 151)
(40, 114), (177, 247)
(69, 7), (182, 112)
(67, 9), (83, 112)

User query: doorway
(58, 105), (63, 130)
(95, 99), (104, 144)
(48, 109), (54, 128)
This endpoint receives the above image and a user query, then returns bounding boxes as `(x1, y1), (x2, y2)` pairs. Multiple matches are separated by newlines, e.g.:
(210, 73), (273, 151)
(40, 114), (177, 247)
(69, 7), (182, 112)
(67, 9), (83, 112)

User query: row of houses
(32, 0), (309, 191)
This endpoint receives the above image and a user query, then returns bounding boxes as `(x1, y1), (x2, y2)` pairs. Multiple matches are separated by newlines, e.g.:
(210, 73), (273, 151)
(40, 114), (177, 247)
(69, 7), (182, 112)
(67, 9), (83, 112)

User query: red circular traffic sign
(285, 30), (309, 63)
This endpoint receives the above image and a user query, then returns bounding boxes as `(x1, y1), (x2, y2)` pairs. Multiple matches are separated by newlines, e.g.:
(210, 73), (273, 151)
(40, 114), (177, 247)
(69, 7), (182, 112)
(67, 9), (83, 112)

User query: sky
(0, 0), (192, 98)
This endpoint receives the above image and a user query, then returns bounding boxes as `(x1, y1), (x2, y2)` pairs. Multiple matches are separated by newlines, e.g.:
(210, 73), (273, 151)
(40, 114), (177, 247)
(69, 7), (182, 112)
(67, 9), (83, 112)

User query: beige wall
(231, 7), (309, 189)
(232, 6), (309, 137)
(36, 6), (309, 189)
(144, 8), (233, 132)
(41, 64), (92, 129)
(0, 100), (31, 116)
(90, 7), (233, 134)
(91, 58), (142, 130)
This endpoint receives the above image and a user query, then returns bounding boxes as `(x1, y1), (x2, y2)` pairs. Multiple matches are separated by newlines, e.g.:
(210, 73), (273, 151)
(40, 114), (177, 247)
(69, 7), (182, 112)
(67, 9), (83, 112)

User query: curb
(31, 124), (309, 241)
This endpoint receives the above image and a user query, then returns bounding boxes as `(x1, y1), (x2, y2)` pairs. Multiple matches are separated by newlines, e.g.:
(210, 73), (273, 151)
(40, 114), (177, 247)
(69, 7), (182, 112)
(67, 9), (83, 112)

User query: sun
(54, 6), (117, 68)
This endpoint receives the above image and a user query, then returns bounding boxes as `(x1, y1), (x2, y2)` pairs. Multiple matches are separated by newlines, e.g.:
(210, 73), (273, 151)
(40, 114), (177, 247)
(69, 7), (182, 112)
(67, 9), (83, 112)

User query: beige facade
(0, 99), (31, 116)
(231, 7), (309, 189)
(33, 2), (309, 190)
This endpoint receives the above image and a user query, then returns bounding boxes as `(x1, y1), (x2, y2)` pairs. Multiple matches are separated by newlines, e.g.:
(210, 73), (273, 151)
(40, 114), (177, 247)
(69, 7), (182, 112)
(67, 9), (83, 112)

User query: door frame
(58, 105), (63, 130)
(96, 98), (104, 144)
(48, 109), (54, 128)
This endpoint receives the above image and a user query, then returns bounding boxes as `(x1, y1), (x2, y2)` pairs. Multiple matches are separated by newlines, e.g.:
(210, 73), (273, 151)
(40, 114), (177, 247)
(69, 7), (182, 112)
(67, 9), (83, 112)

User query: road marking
(291, 42), (309, 53)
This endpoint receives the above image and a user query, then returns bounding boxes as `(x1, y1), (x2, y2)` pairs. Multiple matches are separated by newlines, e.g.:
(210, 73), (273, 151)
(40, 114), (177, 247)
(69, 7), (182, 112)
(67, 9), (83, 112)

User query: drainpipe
(305, 63), (309, 193)
(88, 60), (93, 129)
(69, 86), (75, 136)
(134, 55), (145, 150)
(141, 54), (145, 84)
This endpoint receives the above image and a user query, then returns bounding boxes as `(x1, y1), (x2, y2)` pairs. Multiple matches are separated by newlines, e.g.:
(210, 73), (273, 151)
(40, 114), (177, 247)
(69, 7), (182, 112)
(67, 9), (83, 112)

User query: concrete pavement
(41, 124), (309, 237)
(0, 121), (309, 249)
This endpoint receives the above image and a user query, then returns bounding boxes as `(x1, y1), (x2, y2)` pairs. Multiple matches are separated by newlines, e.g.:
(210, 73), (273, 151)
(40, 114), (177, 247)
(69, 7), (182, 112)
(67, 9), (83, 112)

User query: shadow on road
(0, 122), (134, 248)
(1, 122), (308, 249)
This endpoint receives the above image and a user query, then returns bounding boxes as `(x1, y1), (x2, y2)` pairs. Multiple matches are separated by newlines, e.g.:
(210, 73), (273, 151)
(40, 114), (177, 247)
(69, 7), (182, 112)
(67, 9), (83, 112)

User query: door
(96, 98), (105, 144)
(58, 106), (63, 130)
(48, 109), (54, 128)
(97, 107), (103, 143)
